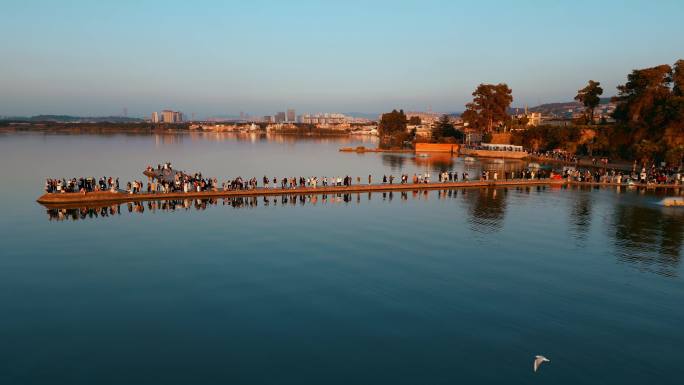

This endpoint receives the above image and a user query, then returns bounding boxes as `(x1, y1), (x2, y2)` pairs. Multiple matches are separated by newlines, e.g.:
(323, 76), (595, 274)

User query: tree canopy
(432, 114), (463, 142)
(378, 109), (407, 136)
(575, 80), (603, 124)
(462, 83), (513, 133)
(611, 61), (684, 164)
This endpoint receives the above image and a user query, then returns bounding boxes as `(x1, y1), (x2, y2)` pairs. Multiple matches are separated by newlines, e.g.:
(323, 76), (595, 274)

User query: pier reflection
(569, 191), (593, 241)
(464, 187), (508, 234)
(42, 187), (683, 279)
(44, 188), (492, 222)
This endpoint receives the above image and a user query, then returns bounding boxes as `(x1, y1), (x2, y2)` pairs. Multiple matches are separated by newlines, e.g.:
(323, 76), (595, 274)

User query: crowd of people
(530, 150), (579, 164)
(564, 164), (682, 185)
(45, 161), (682, 197)
(45, 176), (119, 193)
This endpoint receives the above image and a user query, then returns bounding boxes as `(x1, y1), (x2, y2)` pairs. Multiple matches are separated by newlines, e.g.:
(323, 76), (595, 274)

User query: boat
(417, 153), (430, 158)
(143, 163), (183, 183)
(492, 159), (505, 164)
(659, 197), (684, 207)
(528, 162), (541, 169)
(460, 143), (528, 159)
(464, 156), (477, 162)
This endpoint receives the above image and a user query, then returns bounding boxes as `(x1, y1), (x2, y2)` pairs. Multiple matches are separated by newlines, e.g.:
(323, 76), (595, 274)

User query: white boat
(464, 156), (476, 162)
(528, 162), (541, 169)
(492, 159), (505, 164)
(460, 143), (528, 159)
(659, 197), (684, 207)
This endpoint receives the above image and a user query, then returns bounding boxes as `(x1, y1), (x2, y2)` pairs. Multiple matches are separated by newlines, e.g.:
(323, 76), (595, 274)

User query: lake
(1, 131), (683, 384)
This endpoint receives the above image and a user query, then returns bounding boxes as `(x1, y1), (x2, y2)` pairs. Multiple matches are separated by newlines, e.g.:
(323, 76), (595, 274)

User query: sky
(1, 0), (683, 118)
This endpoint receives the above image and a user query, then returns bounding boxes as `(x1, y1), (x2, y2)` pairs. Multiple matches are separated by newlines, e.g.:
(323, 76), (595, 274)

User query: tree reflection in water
(381, 154), (407, 171)
(612, 204), (683, 277)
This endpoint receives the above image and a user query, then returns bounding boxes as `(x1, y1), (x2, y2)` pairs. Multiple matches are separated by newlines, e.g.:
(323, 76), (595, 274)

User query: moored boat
(460, 143), (528, 159)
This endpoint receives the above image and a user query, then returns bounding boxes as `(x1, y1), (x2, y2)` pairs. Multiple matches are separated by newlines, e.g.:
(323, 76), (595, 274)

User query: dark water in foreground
(1, 132), (683, 384)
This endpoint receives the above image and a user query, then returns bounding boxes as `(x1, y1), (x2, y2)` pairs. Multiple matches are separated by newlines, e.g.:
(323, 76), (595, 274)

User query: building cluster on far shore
(151, 110), (183, 124)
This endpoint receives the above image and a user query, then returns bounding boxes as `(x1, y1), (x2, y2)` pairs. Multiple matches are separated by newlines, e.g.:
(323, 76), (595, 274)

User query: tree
(673, 59), (684, 96)
(408, 116), (421, 125)
(575, 80), (603, 124)
(378, 109), (407, 136)
(633, 140), (663, 164)
(611, 61), (684, 163)
(432, 114), (462, 141)
(462, 83), (513, 133)
(612, 64), (672, 124)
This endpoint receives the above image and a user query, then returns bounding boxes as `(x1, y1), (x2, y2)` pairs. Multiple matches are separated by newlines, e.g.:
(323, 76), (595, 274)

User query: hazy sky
(1, 0), (683, 118)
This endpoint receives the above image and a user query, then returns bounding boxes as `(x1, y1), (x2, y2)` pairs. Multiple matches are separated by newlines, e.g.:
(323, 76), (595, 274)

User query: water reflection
(43, 195), (321, 222)
(413, 153), (456, 171)
(42, 186), (684, 279)
(464, 187), (508, 234)
(44, 189), (470, 222)
(569, 191), (593, 241)
(378, 153), (532, 177)
(612, 204), (683, 277)
(381, 154), (407, 171)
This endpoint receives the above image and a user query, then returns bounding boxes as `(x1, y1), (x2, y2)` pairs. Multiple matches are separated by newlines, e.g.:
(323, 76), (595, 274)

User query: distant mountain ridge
(520, 97), (613, 116)
(0, 115), (143, 123)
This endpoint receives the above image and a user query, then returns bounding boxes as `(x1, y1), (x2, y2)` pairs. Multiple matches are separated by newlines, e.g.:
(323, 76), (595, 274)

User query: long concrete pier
(37, 179), (565, 208)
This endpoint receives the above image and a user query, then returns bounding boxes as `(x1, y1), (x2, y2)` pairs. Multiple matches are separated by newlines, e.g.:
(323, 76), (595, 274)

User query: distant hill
(344, 112), (380, 120)
(205, 114), (243, 122)
(0, 115), (144, 123)
(511, 97), (614, 118)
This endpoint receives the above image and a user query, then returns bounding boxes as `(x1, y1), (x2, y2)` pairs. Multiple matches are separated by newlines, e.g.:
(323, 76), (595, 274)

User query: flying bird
(533, 355), (550, 372)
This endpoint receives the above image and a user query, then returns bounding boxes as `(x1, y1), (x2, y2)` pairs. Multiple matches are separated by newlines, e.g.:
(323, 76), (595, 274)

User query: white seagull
(533, 355), (550, 372)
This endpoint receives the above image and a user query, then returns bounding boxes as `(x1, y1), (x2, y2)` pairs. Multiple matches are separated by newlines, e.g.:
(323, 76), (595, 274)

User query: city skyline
(2, 0), (683, 117)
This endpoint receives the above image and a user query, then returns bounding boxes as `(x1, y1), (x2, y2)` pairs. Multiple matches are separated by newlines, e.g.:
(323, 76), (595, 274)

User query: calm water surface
(1, 131), (683, 384)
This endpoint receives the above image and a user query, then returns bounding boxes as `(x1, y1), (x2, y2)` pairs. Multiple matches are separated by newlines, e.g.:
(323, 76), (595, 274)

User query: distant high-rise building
(287, 109), (295, 123)
(151, 111), (159, 123)
(275, 111), (286, 123)
(300, 113), (349, 125)
(263, 115), (273, 123)
(159, 110), (183, 123)
(162, 110), (175, 123)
